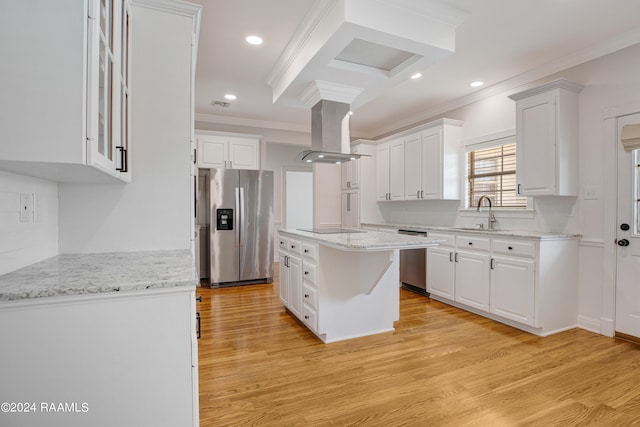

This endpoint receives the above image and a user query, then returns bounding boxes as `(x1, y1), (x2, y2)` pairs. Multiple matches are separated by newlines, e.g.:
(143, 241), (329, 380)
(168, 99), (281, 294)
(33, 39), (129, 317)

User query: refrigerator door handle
(235, 187), (240, 247)
(239, 187), (246, 247)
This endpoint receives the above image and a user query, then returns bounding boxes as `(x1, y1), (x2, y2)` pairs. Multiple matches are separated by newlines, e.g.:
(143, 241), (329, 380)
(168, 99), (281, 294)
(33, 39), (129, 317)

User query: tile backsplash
(0, 171), (58, 275)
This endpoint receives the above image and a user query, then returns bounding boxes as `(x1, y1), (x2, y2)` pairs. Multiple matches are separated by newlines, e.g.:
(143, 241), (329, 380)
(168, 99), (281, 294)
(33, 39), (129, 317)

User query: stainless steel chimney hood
(296, 99), (367, 164)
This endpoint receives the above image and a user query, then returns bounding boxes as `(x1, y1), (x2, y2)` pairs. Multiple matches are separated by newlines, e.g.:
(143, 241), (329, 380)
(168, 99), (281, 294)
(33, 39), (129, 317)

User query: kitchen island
(278, 229), (441, 343)
(0, 250), (199, 427)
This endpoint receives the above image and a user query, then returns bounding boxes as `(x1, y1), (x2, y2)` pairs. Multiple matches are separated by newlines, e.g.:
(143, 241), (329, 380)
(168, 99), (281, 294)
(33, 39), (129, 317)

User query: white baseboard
(577, 314), (602, 335)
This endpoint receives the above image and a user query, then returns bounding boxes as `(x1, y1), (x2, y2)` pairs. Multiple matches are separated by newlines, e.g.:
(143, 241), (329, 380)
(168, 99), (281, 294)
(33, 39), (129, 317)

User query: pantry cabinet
(508, 79), (582, 196)
(196, 133), (259, 170)
(0, 0), (132, 182)
(376, 138), (405, 201)
(404, 119), (463, 200)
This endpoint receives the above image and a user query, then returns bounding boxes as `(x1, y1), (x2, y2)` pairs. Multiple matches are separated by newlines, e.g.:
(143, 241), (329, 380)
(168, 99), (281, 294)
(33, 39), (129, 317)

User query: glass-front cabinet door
(86, 0), (130, 179)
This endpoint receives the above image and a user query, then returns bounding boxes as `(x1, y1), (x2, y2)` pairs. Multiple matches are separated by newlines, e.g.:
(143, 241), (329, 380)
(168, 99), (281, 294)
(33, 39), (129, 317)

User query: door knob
(621, 223), (630, 231)
(617, 239), (630, 247)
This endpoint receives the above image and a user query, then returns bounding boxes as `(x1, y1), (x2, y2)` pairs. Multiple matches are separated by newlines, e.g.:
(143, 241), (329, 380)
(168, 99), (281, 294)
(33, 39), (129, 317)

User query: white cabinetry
(196, 133), (259, 170)
(508, 79), (582, 196)
(0, 287), (199, 426)
(404, 120), (463, 200)
(279, 236), (319, 332)
(427, 233), (490, 311)
(427, 233), (456, 299)
(0, 0), (132, 183)
(341, 191), (360, 228)
(454, 235), (491, 311)
(341, 151), (360, 190)
(279, 238), (302, 318)
(428, 231), (578, 336)
(376, 138), (405, 201)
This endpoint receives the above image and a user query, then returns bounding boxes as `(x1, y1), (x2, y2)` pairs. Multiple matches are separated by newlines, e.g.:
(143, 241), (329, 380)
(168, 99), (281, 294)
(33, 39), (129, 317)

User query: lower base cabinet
(490, 255), (536, 326)
(0, 287), (199, 427)
(428, 233), (578, 336)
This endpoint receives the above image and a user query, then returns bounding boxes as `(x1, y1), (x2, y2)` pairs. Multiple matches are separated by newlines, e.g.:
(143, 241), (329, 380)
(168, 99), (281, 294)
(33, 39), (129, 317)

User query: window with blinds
(467, 142), (527, 208)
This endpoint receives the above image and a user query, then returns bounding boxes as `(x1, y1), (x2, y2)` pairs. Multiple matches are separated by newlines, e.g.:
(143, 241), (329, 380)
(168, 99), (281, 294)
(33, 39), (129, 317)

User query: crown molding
(364, 27), (640, 139)
(300, 81), (363, 108)
(195, 113), (309, 134)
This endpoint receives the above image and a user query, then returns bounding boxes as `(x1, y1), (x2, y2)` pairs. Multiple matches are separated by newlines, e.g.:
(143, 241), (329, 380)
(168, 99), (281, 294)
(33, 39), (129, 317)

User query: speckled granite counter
(361, 223), (581, 240)
(0, 250), (197, 302)
(279, 228), (443, 251)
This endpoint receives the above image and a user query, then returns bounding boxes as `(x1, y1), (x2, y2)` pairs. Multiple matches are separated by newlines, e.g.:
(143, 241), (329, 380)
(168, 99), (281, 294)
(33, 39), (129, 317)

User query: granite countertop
(0, 250), (198, 302)
(279, 229), (443, 251)
(361, 223), (581, 240)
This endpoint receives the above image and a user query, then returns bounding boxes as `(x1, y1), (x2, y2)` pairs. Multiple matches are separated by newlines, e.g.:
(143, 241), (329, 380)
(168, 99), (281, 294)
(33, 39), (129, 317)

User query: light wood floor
(197, 270), (640, 426)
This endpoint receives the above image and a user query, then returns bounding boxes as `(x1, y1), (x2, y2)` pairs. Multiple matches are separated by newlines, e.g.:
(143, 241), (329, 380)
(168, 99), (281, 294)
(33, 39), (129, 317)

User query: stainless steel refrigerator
(209, 169), (274, 287)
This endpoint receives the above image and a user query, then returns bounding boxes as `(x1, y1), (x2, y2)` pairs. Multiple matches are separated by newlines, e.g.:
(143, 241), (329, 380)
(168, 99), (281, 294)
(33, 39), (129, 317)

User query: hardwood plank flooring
(197, 269), (640, 426)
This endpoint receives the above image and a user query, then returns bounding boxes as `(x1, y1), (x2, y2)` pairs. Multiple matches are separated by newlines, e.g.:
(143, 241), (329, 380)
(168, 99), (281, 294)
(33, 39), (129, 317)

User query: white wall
(58, 5), (194, 253)
(0, 171), (58, 275)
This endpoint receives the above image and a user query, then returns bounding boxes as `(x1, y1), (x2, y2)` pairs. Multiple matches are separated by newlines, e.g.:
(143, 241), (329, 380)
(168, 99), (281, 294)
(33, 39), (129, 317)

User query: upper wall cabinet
(196, 134), (260, 170)
(0, 0), (132, 183)
(404, 119), (463, 200)
(509, 79), (583, 196)
(376, 138), (405, 201)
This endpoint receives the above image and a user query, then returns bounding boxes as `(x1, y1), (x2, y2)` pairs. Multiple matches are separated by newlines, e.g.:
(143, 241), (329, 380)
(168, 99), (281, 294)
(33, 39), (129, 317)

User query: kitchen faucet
(477, 195), (497, 230)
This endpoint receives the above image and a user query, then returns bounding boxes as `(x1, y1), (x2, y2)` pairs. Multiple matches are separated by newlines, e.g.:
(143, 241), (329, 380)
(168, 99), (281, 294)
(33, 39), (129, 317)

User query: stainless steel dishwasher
(398, 229), (429, 295)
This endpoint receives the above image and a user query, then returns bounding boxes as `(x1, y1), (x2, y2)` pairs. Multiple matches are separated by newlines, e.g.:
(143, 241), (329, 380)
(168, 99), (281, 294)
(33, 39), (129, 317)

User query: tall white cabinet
(508, 79), (582, 196)
(0, 0), (132, 182)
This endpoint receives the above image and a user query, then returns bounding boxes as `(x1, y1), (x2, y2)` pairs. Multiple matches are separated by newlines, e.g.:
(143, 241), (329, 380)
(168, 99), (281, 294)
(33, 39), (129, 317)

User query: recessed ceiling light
(349, 111), (354, 116)
(224, 94), (237, 100)
(470, 81), (484, 87)
(246, 35), (263, 45)
(410, 72), (422, 80)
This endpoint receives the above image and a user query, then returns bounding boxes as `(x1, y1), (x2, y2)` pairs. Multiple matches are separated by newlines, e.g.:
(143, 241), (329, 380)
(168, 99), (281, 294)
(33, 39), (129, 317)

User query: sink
(451, 227), (499, 232)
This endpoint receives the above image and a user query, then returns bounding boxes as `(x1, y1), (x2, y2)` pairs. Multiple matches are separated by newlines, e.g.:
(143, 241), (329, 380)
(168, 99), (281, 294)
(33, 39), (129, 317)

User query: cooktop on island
(297, 228), (367, 234)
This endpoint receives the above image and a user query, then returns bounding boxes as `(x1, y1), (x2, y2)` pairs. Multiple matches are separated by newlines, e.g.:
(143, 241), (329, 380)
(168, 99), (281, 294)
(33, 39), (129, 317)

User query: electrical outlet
(19, 193), (31, 222)
(33, 193), (42, 222)
(584, 185), (599, 200)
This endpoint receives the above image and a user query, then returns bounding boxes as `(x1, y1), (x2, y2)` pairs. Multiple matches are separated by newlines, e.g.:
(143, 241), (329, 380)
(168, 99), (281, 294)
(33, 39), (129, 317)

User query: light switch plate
(19, 193), (31, 222)
(33, 193), (42, 222)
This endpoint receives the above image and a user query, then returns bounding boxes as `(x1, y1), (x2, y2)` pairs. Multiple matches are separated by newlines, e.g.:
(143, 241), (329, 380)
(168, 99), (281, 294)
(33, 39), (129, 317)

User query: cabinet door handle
(468, 242), (473, 246)
(421, 190), (424, 199)
(508, 246), (513, 250)
(454, 253), (458, 262)
(196, 312), (201, 339)
(304, 315), (310, 320)
(517, 184), (522, 195)
(304, 249), (309, 253)
(490, 258), (495, 269)
(304, 271), (309, 276)
(449, 252), (453, 262)
(417, 190), (420, 198)
(116, 146), (127, 172)
(230, 160), (233, 168)
(304, 294), (309, 298)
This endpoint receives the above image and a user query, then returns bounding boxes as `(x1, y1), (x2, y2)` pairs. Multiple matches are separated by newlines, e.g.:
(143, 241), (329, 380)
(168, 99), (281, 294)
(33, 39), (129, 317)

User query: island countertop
(279, 228), (443, 251)
(0, 250), (197, 302)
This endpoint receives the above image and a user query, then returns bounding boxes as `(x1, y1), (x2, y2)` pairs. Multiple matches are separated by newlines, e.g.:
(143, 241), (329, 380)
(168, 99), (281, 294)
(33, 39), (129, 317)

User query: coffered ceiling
(191, 0), (640, 139)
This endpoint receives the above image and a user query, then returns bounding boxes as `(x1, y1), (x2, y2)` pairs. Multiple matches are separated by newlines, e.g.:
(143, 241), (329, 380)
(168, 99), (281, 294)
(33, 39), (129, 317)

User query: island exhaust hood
(297, 99), (366, 164)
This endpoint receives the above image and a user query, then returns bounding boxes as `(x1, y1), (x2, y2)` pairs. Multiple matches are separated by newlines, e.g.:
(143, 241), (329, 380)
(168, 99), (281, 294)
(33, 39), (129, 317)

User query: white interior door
(615, 112), (640, 339)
